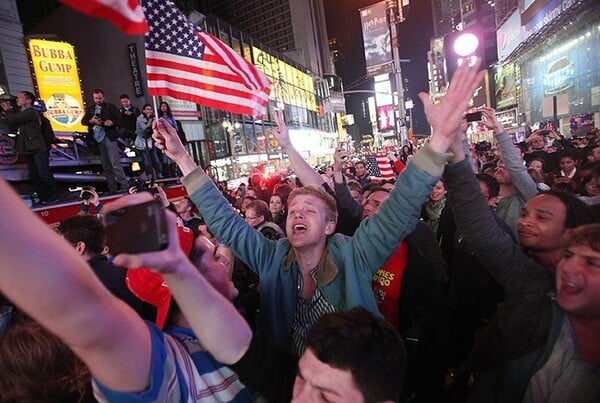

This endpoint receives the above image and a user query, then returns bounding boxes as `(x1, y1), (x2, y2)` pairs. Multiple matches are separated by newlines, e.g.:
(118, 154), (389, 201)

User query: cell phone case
(105, 199), (168, 255)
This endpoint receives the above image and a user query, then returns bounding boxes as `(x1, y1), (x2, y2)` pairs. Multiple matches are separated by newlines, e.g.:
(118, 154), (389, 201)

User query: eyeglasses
(244, 215), (259, 221)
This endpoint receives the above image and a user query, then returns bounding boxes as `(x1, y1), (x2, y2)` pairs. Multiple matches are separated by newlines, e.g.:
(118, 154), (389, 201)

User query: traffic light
(443, 27), (484, 82)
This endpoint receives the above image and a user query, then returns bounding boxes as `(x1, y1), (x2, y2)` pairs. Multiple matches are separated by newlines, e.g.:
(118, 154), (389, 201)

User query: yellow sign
(252, 46), (317, 111)
(28, 39), (86, 132)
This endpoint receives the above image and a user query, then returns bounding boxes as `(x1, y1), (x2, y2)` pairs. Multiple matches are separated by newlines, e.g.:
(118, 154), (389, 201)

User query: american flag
(142, 0), (271, 117)
(60, 0), (148, 34)
(364, 154), (395, 181)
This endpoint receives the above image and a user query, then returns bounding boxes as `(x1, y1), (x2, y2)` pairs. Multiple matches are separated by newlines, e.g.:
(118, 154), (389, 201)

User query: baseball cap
(125, 225), (194, 328)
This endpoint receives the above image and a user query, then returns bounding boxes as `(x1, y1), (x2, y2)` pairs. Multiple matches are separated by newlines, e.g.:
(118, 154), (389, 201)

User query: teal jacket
(182, 145), (448, 351)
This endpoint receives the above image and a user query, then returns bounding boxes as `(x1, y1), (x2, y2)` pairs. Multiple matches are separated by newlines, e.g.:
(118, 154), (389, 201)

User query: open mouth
(560, 280), (583, 296)
(292, 224), (307, 233)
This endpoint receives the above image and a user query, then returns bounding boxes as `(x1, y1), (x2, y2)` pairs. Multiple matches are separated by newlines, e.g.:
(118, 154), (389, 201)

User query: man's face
(191, 235), (237, 301)
(174, 198), (191, 215)
(120, 97), (131, 108)
(355, 163), (367, 178)
(493, 165), (512, 185)
(244, 207), (264, 227)
(246, 188), (258, 198)
(292, 348), (364, 403)
(16, 93), (28, 107)
(286, 194), (334, 249)
(93, 92), (105, 105)
(517, 194), (566, 252)
(559, 157), (576, 174)
(555, 244), (600, 318)
(362, 190), (389, 220)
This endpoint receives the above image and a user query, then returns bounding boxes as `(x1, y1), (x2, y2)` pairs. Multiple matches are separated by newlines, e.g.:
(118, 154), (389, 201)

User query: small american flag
(142, 0), (271, 117)
(365, 154), (395, 181)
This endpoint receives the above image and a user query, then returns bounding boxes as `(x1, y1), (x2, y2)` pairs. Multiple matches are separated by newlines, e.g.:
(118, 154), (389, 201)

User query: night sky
(323, 0), (434, 135)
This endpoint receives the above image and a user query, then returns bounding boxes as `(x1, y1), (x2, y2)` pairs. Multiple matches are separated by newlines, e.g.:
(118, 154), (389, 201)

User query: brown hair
(287, 186), (338, 223)
(247, 199), (270, 221)
(562, 224), (600, 252)
(0, 321), (93, 402)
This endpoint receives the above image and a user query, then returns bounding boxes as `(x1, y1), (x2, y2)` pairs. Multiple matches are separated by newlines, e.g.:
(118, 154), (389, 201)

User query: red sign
(377, 104), (395, 131)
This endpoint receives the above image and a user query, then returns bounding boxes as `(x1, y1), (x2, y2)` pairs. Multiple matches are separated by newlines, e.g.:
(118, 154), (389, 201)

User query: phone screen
(466, 111), (483, 122)
(105, 199), (168, 255)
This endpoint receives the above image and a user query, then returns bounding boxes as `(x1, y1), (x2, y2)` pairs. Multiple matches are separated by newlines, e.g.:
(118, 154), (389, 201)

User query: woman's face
(160, 103), (168, 112)
(269, 195), (284, 214)
(429, 180), (447, 202)
(143, 106), (153, 117)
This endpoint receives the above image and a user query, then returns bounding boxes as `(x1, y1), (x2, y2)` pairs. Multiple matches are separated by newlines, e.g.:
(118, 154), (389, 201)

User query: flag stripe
(145, 51), (269, 98)
(147, 83), (267, 117)
(199, 32), (269, 91)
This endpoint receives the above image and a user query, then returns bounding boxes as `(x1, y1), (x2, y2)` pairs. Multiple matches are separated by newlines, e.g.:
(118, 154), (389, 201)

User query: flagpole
(152, 96), (159, 117)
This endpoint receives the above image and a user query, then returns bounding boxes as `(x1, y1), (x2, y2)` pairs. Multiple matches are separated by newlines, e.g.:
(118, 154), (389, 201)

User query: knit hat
(126, 226), (194, 328)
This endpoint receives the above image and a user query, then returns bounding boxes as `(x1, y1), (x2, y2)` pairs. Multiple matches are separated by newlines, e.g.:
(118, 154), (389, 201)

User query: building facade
(208, 0), (333, 77)
(0, 0), (337, 184)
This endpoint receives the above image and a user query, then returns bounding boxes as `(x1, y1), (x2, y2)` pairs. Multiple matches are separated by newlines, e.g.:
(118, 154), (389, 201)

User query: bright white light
(453, 32), (479, 57)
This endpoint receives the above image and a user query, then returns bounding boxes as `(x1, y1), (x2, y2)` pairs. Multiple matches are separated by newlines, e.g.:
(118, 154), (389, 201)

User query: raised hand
(480, 107), (504, 133)
(419, 58), (485, 151)
(152, 117), (187, 161)
(273, 110), (291, 148)
(105, 192), (188, 275)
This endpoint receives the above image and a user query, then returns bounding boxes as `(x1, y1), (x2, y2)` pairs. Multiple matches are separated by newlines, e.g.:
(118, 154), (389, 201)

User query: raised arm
(349, 58), (486, 275)
(0, 178), (151, 392)
(272, 110), (324, 188)
(481, 107), (537, 201)
(108, 194), (252, 365)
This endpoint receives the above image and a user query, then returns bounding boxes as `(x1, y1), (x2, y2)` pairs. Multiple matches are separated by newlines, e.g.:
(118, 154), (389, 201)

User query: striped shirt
(93, 322), (253, 402)
(290, 269), (336, 357)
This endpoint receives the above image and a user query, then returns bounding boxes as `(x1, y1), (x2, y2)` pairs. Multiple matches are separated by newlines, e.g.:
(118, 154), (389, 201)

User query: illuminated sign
(377, 104), (395, 131)
(252, 47), (317, 112)
(28, 39), (86, 132)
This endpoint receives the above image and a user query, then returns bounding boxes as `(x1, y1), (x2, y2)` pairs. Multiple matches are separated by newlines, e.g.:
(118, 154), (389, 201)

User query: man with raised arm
(151, 59), (486, 362)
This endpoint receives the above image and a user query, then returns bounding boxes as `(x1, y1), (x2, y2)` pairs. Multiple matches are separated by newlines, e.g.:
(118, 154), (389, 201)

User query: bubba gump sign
(28, 39), (86, 132)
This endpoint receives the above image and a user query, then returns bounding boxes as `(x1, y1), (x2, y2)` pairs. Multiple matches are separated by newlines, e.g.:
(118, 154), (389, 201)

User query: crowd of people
(0, 90), (186, 202)
(0, 60), (599, 403)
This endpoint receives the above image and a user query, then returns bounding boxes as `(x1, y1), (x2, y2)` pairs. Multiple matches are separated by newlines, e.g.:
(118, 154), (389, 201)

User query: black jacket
(82, 101), (121, 141)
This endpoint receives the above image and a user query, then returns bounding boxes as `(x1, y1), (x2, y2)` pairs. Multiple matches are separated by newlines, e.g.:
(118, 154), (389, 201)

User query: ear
(75, 241), (86, 255)
(324, 220), (336, 236)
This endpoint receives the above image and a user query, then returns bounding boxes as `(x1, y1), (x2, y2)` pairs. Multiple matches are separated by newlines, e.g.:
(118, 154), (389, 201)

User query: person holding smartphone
(0, 182), (253, 402)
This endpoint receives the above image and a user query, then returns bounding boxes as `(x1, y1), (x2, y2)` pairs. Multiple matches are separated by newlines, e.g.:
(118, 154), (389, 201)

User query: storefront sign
(127, 43), (144, 97)
(28, 39), (86, 132)
(161, 96), (200, 120)
(523, 0), (577, 40)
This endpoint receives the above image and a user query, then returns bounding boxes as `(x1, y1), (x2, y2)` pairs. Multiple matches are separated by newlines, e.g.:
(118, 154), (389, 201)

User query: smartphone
(339, 142), (349, 160)
(465, 111), (483, 122)
(538, 130), (550, 136)
(104, 198), (168, 255)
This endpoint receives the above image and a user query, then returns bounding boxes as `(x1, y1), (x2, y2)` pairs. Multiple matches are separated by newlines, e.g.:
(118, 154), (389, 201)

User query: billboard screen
(360, 1), (393, 77)
(28, 39), (86, 132)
